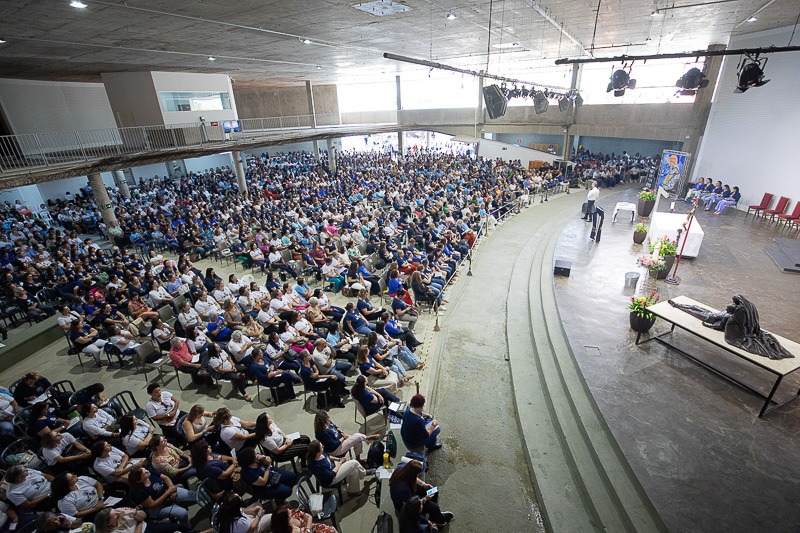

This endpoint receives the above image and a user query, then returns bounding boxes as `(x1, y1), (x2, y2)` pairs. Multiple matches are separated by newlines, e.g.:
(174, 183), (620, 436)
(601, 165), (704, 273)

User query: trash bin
(624, 272), (640, 288)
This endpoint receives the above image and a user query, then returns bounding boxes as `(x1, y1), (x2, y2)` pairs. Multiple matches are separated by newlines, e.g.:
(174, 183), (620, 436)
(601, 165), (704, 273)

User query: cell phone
(426, 487), (438, 497)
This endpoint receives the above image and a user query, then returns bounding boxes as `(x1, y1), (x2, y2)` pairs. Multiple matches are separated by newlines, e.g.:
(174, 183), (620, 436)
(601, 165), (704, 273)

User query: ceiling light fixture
(316, 65), (322, 69)
(735, 54), (770, 93)
(747, 16), (757, 22)
(606, 65), (636, 96)
(301, 38), (311, 44)
(446, 13), (456, 20)
(650, 10), (661, 16)
(207, 56), (216, 61)
(0, 38), (6, 44)
(675, 66), (709, 95)
(69, 0), (88, 8)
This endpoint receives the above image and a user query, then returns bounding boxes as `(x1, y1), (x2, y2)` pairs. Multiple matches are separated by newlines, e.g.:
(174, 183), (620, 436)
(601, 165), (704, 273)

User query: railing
(0, 113), (349, 174)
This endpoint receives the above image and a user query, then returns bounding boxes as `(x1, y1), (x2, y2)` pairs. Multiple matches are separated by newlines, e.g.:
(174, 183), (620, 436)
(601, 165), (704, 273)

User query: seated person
(207, 343), (252, 402)
(191, 440), (237, 496)
(181, 404), (215, 447)
(71, 383), (108, 407)
(313, 410), (377, 461)
(12, 372), (53, 408)
(40, 431), (91, 474)
(216, 493), (272, 533)
(128, 465), (198, 529)
(351, 375), (399, 417)
(5, 465), (55, 511)
(237, 446), (297, 503)
(145, 383), (183, 442)
(401, 394), (442, 452)
(80, 403), (118, 441)
(389, 459), (453, 527)
(306, 440), (371, 496)
(119, 415), (155, 457)
(168, 337), (212, 386)
(249, 351), (300, 403)
(357, 345), (399, 392)
(51, 472), (105, 519)
(271, 504), (338, 533)
(92, 440), (140, 485)
(255, 412), (310, 467)
(213, 407), (257, 453)
(148, 434), (195, 485)
(714, 186), (741, 214)
(298, 350), (347, 409)
(311, 338), (353, 382)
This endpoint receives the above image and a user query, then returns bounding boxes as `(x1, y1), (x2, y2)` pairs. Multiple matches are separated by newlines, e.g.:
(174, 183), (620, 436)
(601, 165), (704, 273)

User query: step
(774, 237), (800, 267)
(765, 245), (800, 273)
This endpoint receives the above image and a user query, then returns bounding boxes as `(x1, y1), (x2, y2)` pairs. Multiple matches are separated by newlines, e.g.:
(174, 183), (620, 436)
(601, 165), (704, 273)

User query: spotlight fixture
(734, 54), (770, 93)
(482, 85), (508, 119)
(607, 66), (636, 97)
(301, 38), (311, 44)
(509, 85), (522, 98)
(207, 56), (216, 61)
(569, 90), (584, 108)
(747, 16), (757, 22)
(0, 37), (5, 44)
(520, 86), (530, 98)
(675, 67), (709, 95)
(69, 0), (87, 8)
(446, 13), (456, 20)
(650, 10), (661, 16)
(316, 65), (322, 69)
(558, 97), (570, 112)
(533, 91), (549, 114)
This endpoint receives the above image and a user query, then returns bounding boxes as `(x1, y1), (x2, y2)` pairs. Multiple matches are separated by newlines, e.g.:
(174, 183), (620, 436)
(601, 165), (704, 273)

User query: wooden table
(637, 295), (800, 417)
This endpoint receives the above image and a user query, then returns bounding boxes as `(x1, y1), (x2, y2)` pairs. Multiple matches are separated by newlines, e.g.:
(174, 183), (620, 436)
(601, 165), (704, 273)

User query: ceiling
(0, 0), (797, 87)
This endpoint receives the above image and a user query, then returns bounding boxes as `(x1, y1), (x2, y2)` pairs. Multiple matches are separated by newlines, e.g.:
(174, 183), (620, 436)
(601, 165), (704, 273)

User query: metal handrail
(0, 113), (348, 174)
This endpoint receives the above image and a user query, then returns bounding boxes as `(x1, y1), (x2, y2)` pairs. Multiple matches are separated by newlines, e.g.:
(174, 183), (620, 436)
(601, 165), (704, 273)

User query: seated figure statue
(669, 295), (793, 360)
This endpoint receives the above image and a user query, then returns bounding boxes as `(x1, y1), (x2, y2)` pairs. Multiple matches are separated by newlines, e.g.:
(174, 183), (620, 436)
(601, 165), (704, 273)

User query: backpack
(366, 440), (385, 469)
(371, 512), (393, 533)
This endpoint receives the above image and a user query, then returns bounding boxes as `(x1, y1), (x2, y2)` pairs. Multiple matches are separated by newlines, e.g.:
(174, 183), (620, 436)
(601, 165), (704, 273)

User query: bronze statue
(669, 295), (793, 360)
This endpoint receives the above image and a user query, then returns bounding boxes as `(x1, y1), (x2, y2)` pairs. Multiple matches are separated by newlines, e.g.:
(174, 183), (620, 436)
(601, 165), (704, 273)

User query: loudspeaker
(482, 85), (508, 120)
(554, 259), (572, 277)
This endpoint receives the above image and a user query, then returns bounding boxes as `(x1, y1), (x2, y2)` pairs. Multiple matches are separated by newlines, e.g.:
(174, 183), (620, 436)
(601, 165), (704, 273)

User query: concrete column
(306, 80), (321, 160)
(477, 71), (485, 137)
(113, 170), (131, 199)
(682, 44), (726, 187)
(326, 138), (337, 174)
(232, 150), (248, 197)
(88, 172), (116, 227)
(563, 64), (582, 161)
(396, 75), (403, 156)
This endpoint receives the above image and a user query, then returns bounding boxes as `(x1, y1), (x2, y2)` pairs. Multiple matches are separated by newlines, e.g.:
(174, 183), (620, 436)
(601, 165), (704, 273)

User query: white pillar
(326, 138), (337, 174)
(232, 150), (248, 197)
(88, 172), (116, 226)
(396, 75), (404, 156)
(113, 170), (131, 199)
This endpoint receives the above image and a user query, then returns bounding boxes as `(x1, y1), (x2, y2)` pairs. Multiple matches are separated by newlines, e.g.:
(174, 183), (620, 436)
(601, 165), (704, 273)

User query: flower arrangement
(629, 291), (661, 318)
(638, 190), (657, 201)
(637, 255), (666, 272)
(634, 222), (648, 234)
(649, 235), (678, 256)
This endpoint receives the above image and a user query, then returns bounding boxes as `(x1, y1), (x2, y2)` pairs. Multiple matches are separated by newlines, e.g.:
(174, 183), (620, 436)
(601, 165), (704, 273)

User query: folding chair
(133, 340), (168, 383)
(107, 390), (149, 422)
(746, 192), (773, 219)
(298, 475), (339, 529)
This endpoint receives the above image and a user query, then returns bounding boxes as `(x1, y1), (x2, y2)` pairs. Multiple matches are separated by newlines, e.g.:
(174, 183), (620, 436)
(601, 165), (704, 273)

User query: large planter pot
(637, 198), (655, 217)
(633, 231), (647, 244)
(656, 254), (676, 279)
(630, 312), (656, 333)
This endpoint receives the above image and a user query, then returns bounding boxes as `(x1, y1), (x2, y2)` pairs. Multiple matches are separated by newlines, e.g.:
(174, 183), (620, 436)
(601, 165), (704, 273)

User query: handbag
(230, 465), (248, 493)
(266, 468), (282, 488)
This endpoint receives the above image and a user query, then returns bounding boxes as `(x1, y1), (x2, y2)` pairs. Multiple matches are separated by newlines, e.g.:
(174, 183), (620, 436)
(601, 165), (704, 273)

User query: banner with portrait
(657, 150), (691, 195)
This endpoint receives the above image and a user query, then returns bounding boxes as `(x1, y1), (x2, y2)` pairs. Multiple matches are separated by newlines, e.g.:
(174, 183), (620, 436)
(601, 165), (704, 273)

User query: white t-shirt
(58, 475), (99, 515)
(227, 336), (253, 362)
(42, 432), (77, 466)
(220, 417), (248, 451)
(259, 423), (287, 453)
(146, 391), (177, 427)
(94, 446), (126, 483)
(312, 348), (333, 373)
(7, 469), (51, 506)
(83, 409), (116, 439)
(195, 297), (220, 317)
(121, 420), (152, 455)
(0, 393), (15, 421)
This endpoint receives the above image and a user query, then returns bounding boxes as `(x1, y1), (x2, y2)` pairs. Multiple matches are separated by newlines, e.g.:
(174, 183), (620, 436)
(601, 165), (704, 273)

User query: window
(159, 91), (232, 112)
(578, 59), (700, 104)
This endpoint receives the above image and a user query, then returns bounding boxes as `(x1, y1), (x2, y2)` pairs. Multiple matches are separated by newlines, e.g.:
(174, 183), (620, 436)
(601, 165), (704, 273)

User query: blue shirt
(400, 408), (429, 450)
(309, 452), (335, 487)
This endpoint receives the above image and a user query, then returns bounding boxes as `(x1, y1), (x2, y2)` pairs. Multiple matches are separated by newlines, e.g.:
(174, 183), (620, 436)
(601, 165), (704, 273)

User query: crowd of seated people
(0, 147), (588, 530)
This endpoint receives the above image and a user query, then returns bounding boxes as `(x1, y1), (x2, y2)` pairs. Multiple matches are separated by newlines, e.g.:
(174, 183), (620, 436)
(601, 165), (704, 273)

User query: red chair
(746, 192), (773, 219)
(777, 201), (800, 228)
(764, 196), (790, 223)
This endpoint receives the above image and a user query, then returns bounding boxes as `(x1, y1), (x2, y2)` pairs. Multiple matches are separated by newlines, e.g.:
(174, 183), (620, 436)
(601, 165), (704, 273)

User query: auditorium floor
(554, 187), (800, 533)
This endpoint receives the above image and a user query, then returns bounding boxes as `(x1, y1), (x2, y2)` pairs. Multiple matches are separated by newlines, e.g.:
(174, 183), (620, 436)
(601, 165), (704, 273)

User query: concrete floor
(555, 185), (800, 533)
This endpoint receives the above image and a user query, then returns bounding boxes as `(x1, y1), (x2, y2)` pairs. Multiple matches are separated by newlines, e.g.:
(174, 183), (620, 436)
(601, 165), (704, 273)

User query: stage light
(558, 97), (570, 112)
(533, 91), (549, 114)
(675, 67), (709, 95)
(573, 92), (584, 108)
(520, 87), (530, 98)
(735, 55), (770, 93)
(70, 0), (87, 8)
(607, 67), (636, 97)
(207, 56), (216, 61)
(0, 37), (5, 44)
(509, 85), (522, 98)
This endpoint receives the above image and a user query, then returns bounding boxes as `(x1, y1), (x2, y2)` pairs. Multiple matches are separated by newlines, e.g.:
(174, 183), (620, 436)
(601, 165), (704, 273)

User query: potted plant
(649, 235), (678, 279)
(637, 255), (666, 292)
(628, 291), (661, 333)
(633, 222), (648, 245)
(637, 190), (657, 217)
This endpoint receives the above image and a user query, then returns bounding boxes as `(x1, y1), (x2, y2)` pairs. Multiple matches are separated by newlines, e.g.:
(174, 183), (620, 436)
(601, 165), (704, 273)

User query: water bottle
(383, 451), (390, 469)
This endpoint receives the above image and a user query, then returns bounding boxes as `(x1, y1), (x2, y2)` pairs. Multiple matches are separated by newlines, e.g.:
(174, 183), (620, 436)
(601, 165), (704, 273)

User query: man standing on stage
(582, 181), (599, 221)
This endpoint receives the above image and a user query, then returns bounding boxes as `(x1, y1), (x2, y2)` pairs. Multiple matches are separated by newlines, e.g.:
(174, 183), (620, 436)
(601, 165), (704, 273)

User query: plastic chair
(158, 305), (177, 326)
(353, 397), (388, 429)
(133, 340), (168, 383)
(746, 192), (773, 219)
(63, 332), (89, 370)
(107, 390), (148, 422)
(297, 475), (339, 530)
